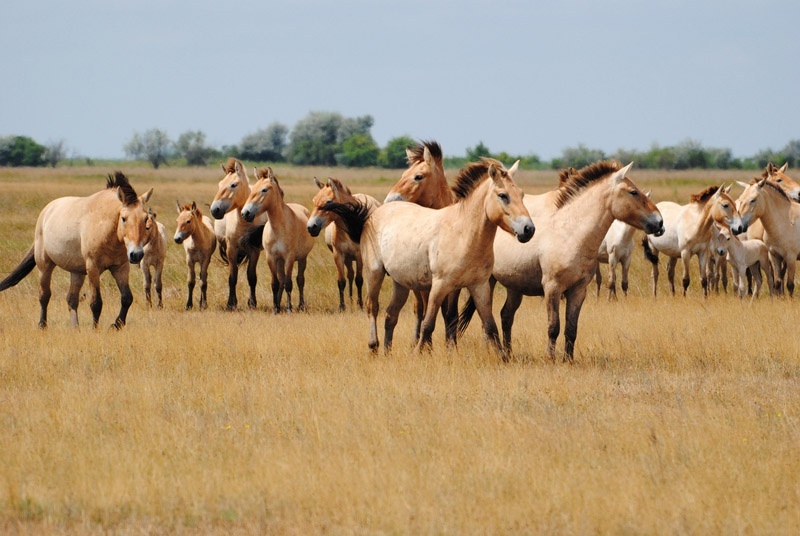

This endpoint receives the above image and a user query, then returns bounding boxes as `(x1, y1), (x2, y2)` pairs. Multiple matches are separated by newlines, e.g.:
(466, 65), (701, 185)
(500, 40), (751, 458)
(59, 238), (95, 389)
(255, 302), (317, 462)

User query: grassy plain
(0, 164), (798, 534)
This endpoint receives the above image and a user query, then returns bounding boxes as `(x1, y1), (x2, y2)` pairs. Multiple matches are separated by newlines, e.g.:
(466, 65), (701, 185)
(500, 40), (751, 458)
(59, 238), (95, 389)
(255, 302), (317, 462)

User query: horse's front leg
(698, 249), (710, 297)
(769, 252), (784, 296)
(354, 255), (364, 310)
(226, 245), (239, 310)
(283, 257), (296, 313)
(680, 250), (693, 296)
(332, 248), (347, 312)
(246, 250), (260, 309)
(364, 265), (386, 353)
(411, 291), (427, 344)
(442, 288), (462, 348)
(544, 285), (562, 361)
(666, 256), (677, 295)
(563, 284), (589, 362)
(142, 264), (153, 307)
(296, 258), (308, 312)
(109, 263), (133, 329)
(607, 251), (618, 300)
(785, 255), (797, 297)
(466, 280), (503, 360)
(154, 262), (164, 308)
(384, 281), (410, 354)
(199, 257), (211, 310)
(415, 283), (449, 353)
(620, 253), (632, 297)
(499, 286), (522, 356)
(86, 261), (104, 328)
(268, 257), (284, 314)
(186, 259), (196, 310)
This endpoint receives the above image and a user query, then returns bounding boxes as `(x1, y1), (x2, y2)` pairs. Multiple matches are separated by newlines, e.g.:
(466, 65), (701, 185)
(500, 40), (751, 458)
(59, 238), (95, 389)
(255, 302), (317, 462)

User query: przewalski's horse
(714, 226), (774, 299)
(210, 157), (265, 310)
(241, 167), (315, 313)
(174, 201), (217, 310)
(736, 177), (800, 296)
(642, 185), (745, 297)
(459, 161), (664, 362)
(320, 158), (534, 357)
(0, 172), (153, 328)
(140, 209), (167, 308)
(307, 177), (381, 311)
(383, 140), (462, 345)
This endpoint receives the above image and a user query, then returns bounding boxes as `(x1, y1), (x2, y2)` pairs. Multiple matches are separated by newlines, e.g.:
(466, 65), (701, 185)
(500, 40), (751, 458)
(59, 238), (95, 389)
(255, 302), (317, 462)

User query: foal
(174, 201), (217, 310)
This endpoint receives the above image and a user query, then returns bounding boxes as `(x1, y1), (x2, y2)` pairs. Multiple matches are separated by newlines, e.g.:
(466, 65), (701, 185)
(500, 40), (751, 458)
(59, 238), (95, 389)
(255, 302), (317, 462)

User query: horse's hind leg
(364, 266), (386, 352)
(283, 259), (296, 313)
(154, 261), (164, 308)
(333, 248), (347, 312)
(594, 265), (602, 298)
(442, 288), (461, 348)
(620, 254), (632, 297)
(468, 281), (504, 360)
(142, 264), (153, 307)
(344, 258), (355, 309)
(269, 258), (283, 314)
(667, 257), (677, 296)
(246, 250), (260, 309)
(384, 281), (410, 353)
(354, 256), (364, 310)
(295, 258), (308, 312)
(544, 286), (562, 361)
(37, 261), (55, 329)
(86, 263), (104, 328)
(607, 254), (618, 300)
(499, 288), (523, 356)
(66, 272), (85, 327)
(199, 258), (211, 310)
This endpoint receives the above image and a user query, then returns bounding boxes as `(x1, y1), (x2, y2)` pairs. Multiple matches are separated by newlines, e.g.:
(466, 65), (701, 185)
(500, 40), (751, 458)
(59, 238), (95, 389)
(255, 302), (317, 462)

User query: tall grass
(0, 165), (798, 533)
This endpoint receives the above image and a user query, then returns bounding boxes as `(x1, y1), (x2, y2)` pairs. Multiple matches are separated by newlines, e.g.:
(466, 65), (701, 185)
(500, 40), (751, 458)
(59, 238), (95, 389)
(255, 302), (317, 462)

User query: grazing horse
(736, 178), (800, 296)
(714, 226), (774, 298)
(307, 177), (381, 311)
(140, 209), (167, 308)
(642, 185), (745, 297)
(174, 201), (217, 310)
(459, 161), (665, 361)
(0, 172), (153, 328)
(210, 157), (266, 310)
(320, 158), (534, 356)
(241, 167), (315, 313)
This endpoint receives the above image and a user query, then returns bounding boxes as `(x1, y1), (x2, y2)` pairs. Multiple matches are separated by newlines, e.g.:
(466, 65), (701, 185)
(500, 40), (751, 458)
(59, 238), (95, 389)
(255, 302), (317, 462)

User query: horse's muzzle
(307, 221), (322, 237)
(174, 235), (184, 244)
(129, 249), (144, 264)
(515, 219), (535, 243)
(210, 200), (229, 220)
(731, 223), (746, 235)
(648, 220), (665, 237)
(241, 209), (256, 223)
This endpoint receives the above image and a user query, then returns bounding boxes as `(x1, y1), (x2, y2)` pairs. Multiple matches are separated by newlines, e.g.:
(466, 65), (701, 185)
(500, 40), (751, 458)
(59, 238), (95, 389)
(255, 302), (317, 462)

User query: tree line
(2, 111), (799, 171)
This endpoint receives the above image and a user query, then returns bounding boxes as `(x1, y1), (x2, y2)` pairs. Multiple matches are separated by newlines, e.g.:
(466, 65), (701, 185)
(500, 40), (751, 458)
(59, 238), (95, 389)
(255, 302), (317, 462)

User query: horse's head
(116, 183), (154, 264)
(712, 225), (731, 258)
(708, 185), (746, 235)
(384, 140), (451, 208)
(735, 178), (771, 229)
(174, 201), (200, 244)
(484, 160), (535, 243)
(765, 162), (800, 202)
(307, 177), (350, 237)
(210, 157), (250, 219)
(241, 167), (281, 223)
(607, 163), (665, 237)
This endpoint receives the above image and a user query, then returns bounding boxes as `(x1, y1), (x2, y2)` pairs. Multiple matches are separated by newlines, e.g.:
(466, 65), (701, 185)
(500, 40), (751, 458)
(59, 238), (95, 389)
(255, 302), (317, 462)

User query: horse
(642, 185), (745, 297)
(174, 201), (217, 310)
(241, 167), (315, 313)
(319, 158), (534, 356)
(382, 140), (462, 344)
(209, 157), (266, 310)
(594, 191), (652, 300)
(459, 161), (664, 362)
(714, 226), (774, 299)
(735, 177), (800, 296)
(140, 209), (167, 308)
(0, 172), (153, 328)
(307, 177), (381, 311)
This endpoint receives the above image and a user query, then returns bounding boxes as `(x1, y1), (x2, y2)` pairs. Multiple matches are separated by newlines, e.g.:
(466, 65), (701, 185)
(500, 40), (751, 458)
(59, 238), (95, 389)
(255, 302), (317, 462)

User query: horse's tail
(642, 236), (659, 265)
(0, 244), (36, 291)
(318, 200), (370, 243)
(456, 295), (478, 339)
(217, 239), (229, 265)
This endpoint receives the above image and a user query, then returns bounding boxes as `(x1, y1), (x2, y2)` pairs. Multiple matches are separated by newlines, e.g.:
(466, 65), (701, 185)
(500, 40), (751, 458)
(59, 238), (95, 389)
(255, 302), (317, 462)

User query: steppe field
(0, 164), (798, 534)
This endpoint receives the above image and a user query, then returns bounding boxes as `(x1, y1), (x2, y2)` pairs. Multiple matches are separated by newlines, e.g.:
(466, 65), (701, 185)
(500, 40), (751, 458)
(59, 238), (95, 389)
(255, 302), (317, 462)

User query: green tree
(0, 135), (46, 166)
(379, 135), (416, 168)
(238, 123), (288, 162)
(175, 130), (214, 166)
(43, 139), (66, 168)
(286, 111), (374, 166)
(673, 139), (708, 169)
(337, 134), (380, 167)
(558, 144), (605, 169)
(466, 141), (492, 162)
(124, 129), (171, 169)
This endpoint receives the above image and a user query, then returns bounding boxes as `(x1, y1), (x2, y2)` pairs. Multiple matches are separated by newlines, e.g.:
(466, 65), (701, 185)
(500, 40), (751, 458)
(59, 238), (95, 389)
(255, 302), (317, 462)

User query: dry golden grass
(0, 165), (798, 534)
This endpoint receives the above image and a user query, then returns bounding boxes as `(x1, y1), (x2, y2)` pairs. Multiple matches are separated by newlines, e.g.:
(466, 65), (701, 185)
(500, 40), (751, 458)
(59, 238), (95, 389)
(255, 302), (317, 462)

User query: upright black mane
(553, 161), (622, 209)
(406, 140), (443, 165)
(451, 158), (504, 200)
(106, 171), (138, 205)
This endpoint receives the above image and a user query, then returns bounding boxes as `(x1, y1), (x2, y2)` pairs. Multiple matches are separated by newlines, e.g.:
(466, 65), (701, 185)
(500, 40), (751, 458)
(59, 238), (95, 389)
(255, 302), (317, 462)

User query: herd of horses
(2, 142), (800, 362)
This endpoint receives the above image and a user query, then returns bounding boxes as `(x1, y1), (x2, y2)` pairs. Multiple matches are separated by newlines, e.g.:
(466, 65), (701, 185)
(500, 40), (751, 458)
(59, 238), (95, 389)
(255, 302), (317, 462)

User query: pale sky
(2, 0), (798, 161)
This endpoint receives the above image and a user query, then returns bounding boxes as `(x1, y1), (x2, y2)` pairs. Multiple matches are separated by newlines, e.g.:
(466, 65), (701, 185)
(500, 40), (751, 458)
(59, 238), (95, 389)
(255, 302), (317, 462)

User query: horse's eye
(629, 189), (639, 196)
(121, 216), (127, 223)
(777, 178), (783, 182)
(262, 188), (268, 194)
(231, 182), (238, 189)
(413, 174), (423, 182)
(722, 203), (729, 209)
(498, 192), (509, 203)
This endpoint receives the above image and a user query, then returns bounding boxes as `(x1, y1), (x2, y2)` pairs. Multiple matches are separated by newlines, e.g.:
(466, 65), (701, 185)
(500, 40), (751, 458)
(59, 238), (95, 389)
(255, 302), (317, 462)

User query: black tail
(218, 224), (265, 267)
(318, 201), (371, 243)
(218, 239), (229, 265)
(642, 237), (659, 265)
(456, 295), (478, 338)
(0, 245), (36, 291)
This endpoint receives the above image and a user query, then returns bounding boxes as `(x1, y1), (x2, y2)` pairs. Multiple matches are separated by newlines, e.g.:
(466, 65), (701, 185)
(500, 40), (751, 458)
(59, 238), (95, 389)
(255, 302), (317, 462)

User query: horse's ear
(268, 166), (276, 179)
(220, 162), (226, 173)
(712, 185), (723, 199)
(405, 148), (415, 164)
(724, 183), (732, 194)
(314, 177), (324, 190)
(235, 159), (248, 182)
(253, 167), (258, 180)
(507, 160), (520, 178)
(736, 180), (749, 189)
(766, 162), (776, 174)
(611, 162), (634, 184)
(140, 187), (154, 204)
(779, 162), (789, 173)
(645, 190), (652, 199)
(191, 201), (197, 212)
(758, 177), (768, 188)
(329, 178), (339, 195)
(423, 145), (433, 165)
(176, 200), (182, 214)
(149, 208), (157, 220)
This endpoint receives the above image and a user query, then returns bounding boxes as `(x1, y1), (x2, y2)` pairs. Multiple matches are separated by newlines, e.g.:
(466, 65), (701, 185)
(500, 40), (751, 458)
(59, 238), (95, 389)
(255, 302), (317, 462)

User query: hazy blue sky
(2, 0), (798, 160)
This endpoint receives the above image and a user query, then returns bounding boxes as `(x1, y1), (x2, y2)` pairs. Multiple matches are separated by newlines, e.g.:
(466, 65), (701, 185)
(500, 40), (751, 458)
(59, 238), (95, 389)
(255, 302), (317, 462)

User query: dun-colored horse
(459, 161), (664, 361)
(0, 172), (153, 328)
(174, 201), (217, 310)
(320, 158), (534, 356)
(643, 185), (745, 296)
(210, 158), (266, 310)
(140, 209), (167, 308)
(736, 177), (800, 296)
(242, 167), (315, 313)
(307, 177), (381, 311)
(714, 226), (774, 299)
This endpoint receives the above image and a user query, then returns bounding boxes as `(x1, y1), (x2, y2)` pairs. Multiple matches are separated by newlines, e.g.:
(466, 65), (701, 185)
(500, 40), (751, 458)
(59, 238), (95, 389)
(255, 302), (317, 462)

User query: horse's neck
(759, 191), (797, 243)
(452, 183), (501, 246)
(264, 198), (288, 228)
(687, 201), (716, 239)
(552, 182), (616, 250)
